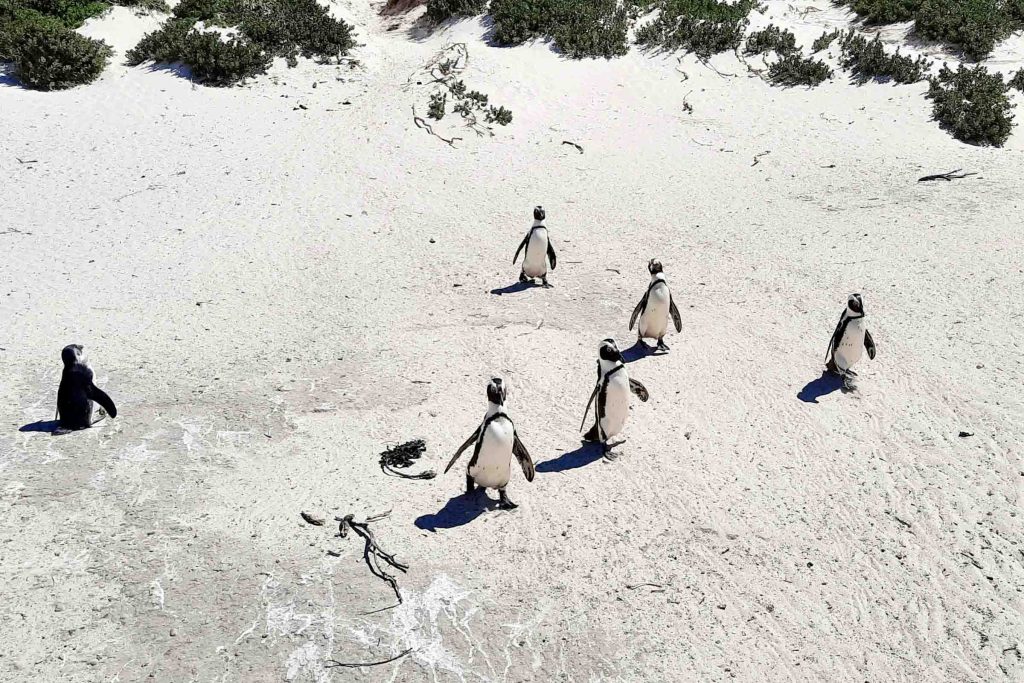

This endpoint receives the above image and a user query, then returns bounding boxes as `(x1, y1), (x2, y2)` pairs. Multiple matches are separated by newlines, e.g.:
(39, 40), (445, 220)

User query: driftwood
(412, 106), (462, 147)
(336, 511), (408, 610)
(326, 648), (413, 668)
(380, 439), (436, 479)
(562, 140), (584, 153)
(918, 169), (977, 182)
(301, 511), (325, 526)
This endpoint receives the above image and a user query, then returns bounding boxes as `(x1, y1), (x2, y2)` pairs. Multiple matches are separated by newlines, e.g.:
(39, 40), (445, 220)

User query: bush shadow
(797, 371), (844, 403)
(414, 489), (499, 532)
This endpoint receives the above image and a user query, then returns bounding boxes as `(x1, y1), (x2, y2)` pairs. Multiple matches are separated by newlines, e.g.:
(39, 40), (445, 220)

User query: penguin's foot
(53, 428), (72, 436)
(497, 489), (518, 510)
(465, 474), (476, 495)
(841, 375), (857, 392)
(656, 340), (670, 352)
(518, 271), (529, 284)
(91, 407), (107, 426)
(541, 277), (552, 288)
(845, 368), (858, 377)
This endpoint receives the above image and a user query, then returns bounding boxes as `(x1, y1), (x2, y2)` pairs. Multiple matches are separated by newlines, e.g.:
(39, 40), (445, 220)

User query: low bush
(11, 24), (111, 88)
(180, 30), (269, 85)
(811, 28), (839, 52)
(927, 64), (1013, 146)
(489, 0), (629, 59)
(424, 0), (485, 23)
(240, 0), (355, 62)
(1008, 67), (1024, 91)
(744, 23), (798, 55)
(125, 16), (192, 64)
(839, 31), (930, 84)
(635, 0), (757, 59)
(915, 0), (1019, 61)
(768, 52), (832, 86)
(845, 0), (919, 24)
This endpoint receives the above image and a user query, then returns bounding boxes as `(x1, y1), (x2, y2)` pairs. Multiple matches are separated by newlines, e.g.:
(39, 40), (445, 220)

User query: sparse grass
(635, 0), (758, 59)
(126, 0), (355, 85)
(768, 52), (833, 86)
(839, 30), (930, 84)
(744, 24), (798, 56)
(927, 63), (1014, 146)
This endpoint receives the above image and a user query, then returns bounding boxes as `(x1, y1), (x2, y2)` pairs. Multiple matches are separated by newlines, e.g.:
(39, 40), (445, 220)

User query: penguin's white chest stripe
(639, 283), (671, 338)
(523, 228), (549, 277)
(469, 417), (514, 488)
(600, 371), (631, 439)
(835, 317), (866, 369)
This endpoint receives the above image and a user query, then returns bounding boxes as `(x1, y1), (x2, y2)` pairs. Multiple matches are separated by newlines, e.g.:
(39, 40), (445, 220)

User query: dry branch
(335, 511), (408, 609)
(918, 169), (977, 182)
(325, 648), (413, 668)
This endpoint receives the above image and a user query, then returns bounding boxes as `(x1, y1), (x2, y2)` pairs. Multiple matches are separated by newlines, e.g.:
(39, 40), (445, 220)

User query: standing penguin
(513, 206), (556, 287)
(55, 344), (117, 433)
(580, 339), (649, 454)
(444, 378), (535, 509)
(629, 259), (682, 352)
(825, 293), (876, 388)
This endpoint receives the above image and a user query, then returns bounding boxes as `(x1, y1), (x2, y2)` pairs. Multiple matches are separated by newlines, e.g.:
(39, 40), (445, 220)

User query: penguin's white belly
(639, 286), (670, 339)
(600, 372), (631, 439)
(835, 318), (865, 371)
(522, 231), (549, 278)
(469, 420), (514, 489)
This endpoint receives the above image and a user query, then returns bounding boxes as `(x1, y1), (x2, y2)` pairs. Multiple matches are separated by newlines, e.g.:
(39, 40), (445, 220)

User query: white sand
(1, 1), (1022, 680)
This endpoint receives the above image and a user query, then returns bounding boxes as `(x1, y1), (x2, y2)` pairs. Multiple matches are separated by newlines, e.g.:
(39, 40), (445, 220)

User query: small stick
(752, 150), (771, 166)
(562, 140), (584, 153)
(325, 648), (413, 669)
(16, 158), (38, 164)
(918, 169), (977, 182)
(625, 583), (663, 590)
(412, 106), (462, 147)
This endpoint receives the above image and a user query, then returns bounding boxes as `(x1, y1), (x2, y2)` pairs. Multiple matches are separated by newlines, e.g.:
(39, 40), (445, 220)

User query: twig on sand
(335, 511), (408, 609)
(412, 106), (462, 147)
(325, 648), (413, 669)
(380, 439), (436, 480)
(301, 511), (325, 526)
(893, 515), (913, 529)
(562, 140), (584, 153)
(698, 56), (736, 79)
(751, 150), (771, 166)
(16, 157), (37, 164)
(114, 184), (165, 202)
(918, 169), (977, 182)
(626, 582), (664, 590)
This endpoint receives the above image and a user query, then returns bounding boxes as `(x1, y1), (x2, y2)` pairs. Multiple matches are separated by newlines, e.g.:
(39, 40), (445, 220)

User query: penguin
(629, 259), (682, 352)
(512, 206), (556, 287)
(580, 339), (649, 454)
(55, 344), (117, 433)
(825, 293), (876, 388)
(444, 378), (535, 509)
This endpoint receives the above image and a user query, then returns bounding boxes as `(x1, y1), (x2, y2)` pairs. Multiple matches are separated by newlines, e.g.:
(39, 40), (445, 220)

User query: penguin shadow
(490, 281), (540, 296)
(621, 341), (662, 363)
(414, 489), (500, 532)
(535, 441), (606, 473)
(18, 420), (63, 434)
(797, 372), (845, 403)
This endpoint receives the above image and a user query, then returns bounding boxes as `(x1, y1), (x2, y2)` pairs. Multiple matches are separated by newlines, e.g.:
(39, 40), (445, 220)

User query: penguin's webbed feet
(518, 271), (529, 284)
(541, 277), (552, 288)
(497, 489), (518, 510)
(656, 340), (670, 352)
(465, 474), (476, 495)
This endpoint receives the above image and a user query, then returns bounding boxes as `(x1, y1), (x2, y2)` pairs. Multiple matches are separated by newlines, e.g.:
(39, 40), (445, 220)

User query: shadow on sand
(414, 489), (500, 532)
(797, 372), (845, 403)
(490, 281), (539, 296)
(19, 420), (62, 433)
(621, 340), (663, 363)
(535, 442), (604, 473)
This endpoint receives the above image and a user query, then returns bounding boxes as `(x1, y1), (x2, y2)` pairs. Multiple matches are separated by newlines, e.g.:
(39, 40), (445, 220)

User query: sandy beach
(1, 1), (1022, 680)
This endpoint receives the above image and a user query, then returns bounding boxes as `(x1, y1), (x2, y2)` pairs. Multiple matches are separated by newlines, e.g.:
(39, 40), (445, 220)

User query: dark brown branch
(335, 512), (408, 610)
(562, 140), (584, 153)
(325, 648), (413, 668)
(918, 169), (977, 182)
(412, 106), (462, 147)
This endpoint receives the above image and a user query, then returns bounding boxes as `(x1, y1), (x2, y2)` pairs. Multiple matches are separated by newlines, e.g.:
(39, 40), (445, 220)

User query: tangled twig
(412, 106), (462, 147)
(336, 511), (408, 610)
(918, 169), (977, 182)
(325, 648), (413, 669)
(752, 150), (771, 166)
(380, 439), (436, 479)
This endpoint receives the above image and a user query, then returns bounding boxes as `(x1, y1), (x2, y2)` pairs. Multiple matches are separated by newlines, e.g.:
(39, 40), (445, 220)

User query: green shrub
(845, 0), (920, 24)
(125, 16), (193, 64)
(915, 0), (1019, 61)
(171, 0), (233, 20)
(239, 0), (355, 62)
(768, 52), (832, 86)
(839, 31), (930, 84)
(11, 24), (111, 89)
(486, 105), (513, 124)
(0, 5), (64, 59)
(927, 63), (1013, 146)
(427, 90), (446, 118)
(1009, 67), (1024, 91)
(744, 23), (797, 55)
(489, 0), (629, 59)
(424, 0), (485, 22)
(635, 0), (757, 59)
(179, 30), (268, 85)
(19, 0), (108, 26)
(811, 28), (839, 52)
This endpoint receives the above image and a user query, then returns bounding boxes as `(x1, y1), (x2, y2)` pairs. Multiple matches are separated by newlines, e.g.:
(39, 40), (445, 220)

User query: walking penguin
(513, 206), (556, 287)
(825, 293), (877, 389)
(629, 259), (682, 352)
(444, 378), (535, 509)
(55, 344), (117, 434)
(580, 339), (649, 455)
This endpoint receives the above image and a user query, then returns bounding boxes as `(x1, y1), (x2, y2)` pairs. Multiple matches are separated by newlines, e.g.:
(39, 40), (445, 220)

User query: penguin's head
(648, 259), (663, 275)
(61, 344), (85, 367)
(533, 206), (545, 222)
(848, 293), (864, 314)
(598, 338), (623, 363)
(486, 377), (507, 406)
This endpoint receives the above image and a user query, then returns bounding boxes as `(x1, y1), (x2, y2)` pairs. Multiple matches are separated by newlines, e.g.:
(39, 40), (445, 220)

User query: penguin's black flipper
(629, 292), (649, 331)
(825, 311), (846, 364)
(512, 432), (535, 482)
(89, 384), (117, 419)
(444, 426), (480, 474)
(546, 240), (556, 270)
(512, 234), (530, 264)
(628, 378), (649, 402)
(580, 384), (600, 432)
(864, 329), (876, 360)
(669, 294), (682, 333)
